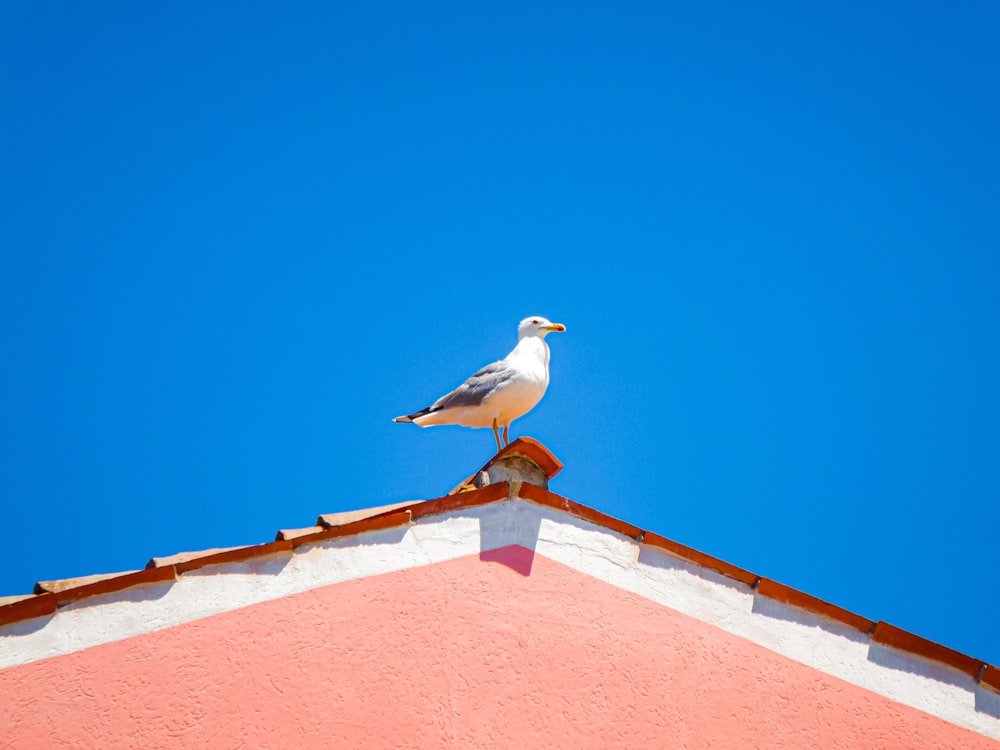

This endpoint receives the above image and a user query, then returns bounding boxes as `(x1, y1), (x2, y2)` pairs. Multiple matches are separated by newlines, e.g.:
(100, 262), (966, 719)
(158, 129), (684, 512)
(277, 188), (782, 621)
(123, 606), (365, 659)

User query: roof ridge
(0, 440), (996, 696)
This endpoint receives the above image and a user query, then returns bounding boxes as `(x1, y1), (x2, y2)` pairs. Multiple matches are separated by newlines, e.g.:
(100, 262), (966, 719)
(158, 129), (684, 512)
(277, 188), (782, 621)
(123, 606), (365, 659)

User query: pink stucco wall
(2, 545), (996, 749)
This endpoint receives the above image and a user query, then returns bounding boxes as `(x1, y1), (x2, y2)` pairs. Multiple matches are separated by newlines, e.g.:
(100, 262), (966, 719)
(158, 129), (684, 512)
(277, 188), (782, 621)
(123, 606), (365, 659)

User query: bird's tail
(393, 406), (438, 424)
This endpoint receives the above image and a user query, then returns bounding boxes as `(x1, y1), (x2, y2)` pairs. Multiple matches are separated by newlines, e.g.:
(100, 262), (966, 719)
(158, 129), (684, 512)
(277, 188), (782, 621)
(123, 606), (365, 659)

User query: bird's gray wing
(430, 360), (512, 411)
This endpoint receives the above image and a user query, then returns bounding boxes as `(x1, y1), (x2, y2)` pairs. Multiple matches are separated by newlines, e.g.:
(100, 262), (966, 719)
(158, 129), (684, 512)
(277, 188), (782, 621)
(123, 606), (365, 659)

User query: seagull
(394, 316), (566, 452)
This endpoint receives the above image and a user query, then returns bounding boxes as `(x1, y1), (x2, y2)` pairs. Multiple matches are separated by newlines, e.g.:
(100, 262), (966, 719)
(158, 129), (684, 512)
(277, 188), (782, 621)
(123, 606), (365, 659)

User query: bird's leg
(502, 424), (510, 447)
(492, 418), (502, 453)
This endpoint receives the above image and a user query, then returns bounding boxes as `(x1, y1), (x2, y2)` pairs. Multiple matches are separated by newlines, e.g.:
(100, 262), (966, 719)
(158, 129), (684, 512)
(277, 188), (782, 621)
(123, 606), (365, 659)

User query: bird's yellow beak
(546, 323), (566, 332)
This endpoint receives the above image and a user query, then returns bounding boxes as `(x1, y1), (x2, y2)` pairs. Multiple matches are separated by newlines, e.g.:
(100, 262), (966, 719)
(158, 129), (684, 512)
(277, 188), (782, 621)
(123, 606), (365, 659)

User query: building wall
(2, 542), (997, 749)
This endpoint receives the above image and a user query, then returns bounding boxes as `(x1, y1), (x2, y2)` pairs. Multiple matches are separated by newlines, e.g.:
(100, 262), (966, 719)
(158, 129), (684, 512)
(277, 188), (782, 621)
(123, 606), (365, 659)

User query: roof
(1, 436), (998, 695)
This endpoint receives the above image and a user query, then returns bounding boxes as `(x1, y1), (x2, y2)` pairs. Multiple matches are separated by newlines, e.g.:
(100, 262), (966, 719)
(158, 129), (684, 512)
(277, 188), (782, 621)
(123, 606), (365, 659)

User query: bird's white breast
(485, 337), (550, 424)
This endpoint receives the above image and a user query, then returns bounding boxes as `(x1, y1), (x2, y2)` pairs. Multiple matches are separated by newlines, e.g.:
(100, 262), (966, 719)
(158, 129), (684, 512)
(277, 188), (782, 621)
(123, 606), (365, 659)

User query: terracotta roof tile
(289, 508), (414, 549)
(317, 500), (417, 528)
(275, 525), (324, 541)
(35, 570), (142, 595)
(872, 621), (984, 679)
(171, 541), (293, 574)
(148, 546), (250, 569)
(50, 566), (177, 605)
(504, 437), (563, 479)
(757, 577), (875, 633)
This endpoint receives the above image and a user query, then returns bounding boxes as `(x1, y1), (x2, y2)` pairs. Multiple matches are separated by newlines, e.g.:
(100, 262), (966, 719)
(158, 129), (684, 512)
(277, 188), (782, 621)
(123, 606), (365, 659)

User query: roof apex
(450, 436), (564, 494)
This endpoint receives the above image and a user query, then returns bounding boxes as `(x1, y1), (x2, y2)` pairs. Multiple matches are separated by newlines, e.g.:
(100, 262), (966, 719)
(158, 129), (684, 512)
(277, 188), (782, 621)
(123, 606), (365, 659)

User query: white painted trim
(1, 498), (997, 740)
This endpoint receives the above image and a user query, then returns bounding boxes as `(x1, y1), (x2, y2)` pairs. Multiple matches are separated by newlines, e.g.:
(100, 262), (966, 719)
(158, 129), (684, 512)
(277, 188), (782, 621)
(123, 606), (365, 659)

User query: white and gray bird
(394, 316), (566, 452)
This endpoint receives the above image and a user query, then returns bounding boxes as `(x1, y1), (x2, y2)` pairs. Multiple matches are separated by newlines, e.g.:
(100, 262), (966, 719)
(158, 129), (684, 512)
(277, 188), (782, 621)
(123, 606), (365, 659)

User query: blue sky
(2, 3), (998, 665)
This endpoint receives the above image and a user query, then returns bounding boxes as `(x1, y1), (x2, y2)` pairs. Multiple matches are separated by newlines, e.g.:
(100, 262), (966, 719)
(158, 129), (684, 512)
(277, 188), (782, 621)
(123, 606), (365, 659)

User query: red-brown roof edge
(873, 621), (985, 680)
(517, 482), (643, 540)
(172, 541), (294, 575)
(756, 577), (875, 634)
(51, 566), (177, 606)
(410, 481), (511, 519)
(981, 664), (1000, 694)
(641, 530), (759, 587)
(510, 483), (757, 589)
(287, 483), (512, 549)
(289, 509), (414, 549)
(0, 593), (56, 628)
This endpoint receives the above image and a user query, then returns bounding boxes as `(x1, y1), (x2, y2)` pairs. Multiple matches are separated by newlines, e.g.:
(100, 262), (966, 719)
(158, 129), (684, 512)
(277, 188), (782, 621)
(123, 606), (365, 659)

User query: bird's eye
(532, 319), (540, 324)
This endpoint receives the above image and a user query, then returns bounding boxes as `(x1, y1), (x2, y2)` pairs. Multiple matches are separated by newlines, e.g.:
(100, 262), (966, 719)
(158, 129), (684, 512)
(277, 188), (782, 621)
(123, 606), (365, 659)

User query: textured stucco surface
(1, 545), (996, 750)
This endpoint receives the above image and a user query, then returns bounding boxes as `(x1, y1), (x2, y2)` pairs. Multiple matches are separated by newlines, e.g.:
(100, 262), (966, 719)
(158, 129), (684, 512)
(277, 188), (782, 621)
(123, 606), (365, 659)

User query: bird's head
(518, 316), (566, 339)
